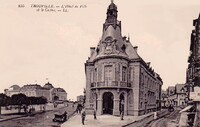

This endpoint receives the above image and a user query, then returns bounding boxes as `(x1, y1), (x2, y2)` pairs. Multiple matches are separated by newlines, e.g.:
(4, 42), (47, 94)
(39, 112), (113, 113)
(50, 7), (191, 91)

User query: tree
(27, 96), (47, 112)
(37, 96), (47, 105)
(0, 93), (10, 115)
(28, 96), (37, 111)
(36, 97), (47, 111)
(11, 93), (29, 113)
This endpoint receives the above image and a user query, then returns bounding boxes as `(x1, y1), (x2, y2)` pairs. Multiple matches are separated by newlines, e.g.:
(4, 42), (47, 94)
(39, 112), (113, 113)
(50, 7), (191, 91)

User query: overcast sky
(0, 0), (200, 100)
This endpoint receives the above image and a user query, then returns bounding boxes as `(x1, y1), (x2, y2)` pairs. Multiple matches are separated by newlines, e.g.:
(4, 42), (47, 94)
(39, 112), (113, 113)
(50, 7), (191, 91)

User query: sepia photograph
(0, 0), (200, 126)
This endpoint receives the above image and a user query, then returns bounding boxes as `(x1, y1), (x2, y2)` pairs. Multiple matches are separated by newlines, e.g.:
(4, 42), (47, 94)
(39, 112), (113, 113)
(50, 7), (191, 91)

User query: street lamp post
(83, 88), (86, 108)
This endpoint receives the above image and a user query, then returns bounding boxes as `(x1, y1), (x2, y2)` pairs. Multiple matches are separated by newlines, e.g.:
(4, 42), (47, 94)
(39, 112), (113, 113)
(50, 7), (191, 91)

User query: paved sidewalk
(61, 113), (153, 127)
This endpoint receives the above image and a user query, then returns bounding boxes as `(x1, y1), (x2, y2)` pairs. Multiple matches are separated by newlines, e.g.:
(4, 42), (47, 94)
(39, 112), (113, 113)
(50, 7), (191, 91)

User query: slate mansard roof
(87, 2), (141, 63)
(86, 1), (162, 82)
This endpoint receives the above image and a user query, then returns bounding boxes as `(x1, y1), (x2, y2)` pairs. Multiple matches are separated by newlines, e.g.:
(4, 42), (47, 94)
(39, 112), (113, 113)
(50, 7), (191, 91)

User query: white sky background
(0, 0), (200, 100)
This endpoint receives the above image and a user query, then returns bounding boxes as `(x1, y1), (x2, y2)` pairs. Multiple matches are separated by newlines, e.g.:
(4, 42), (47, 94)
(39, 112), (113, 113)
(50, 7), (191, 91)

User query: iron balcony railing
(90, 81), (131, 89)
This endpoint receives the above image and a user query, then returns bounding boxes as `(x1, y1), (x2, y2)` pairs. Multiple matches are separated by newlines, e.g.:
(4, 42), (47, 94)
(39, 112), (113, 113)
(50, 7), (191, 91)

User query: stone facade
(161, 90), (168, 107)
(85, 1), (162, 116)
(4, 85), (20, 97)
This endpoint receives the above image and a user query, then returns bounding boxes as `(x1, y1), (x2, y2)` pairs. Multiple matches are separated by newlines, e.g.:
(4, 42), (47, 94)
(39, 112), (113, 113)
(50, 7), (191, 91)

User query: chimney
(90, 47), (95, 56)
(133, 46), (138, 52)
(147, 62), (151, 67)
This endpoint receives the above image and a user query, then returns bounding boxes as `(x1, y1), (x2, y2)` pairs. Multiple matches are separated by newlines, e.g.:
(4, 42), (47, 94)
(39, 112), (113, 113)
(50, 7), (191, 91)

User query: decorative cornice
(93, 55), (130, 63)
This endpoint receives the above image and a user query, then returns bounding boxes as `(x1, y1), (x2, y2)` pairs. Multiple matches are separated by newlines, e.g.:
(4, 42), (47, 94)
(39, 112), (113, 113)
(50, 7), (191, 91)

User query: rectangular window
(94, 68), (97, 82)
(90, 70), (94, 83)
(122, 66), (127, 81)
(105, 65), (113, 82)
(128, 68), (131, 82)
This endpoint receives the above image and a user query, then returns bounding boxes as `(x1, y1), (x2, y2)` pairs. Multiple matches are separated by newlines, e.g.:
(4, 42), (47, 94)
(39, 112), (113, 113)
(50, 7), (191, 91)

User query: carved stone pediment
(102, 37), (118, 54)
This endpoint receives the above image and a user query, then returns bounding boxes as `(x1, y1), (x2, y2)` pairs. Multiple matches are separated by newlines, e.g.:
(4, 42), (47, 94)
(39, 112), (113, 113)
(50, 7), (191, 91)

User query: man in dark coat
(81, 110), (86, 125)
(93, 109), (97, 119)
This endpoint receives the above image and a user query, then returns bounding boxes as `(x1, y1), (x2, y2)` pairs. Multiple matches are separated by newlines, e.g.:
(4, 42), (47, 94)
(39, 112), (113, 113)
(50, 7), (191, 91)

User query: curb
(122, 110), (169, 127)
(144, 111), (170, 126)
(122, 114), (153, 127)
(0, 110), (52, 122)
(0, 105), (70, 122)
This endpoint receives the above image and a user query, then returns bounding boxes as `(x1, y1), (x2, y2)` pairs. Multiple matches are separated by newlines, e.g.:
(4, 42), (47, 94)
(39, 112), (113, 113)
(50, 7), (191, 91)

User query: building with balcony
(85, 1), (163, 116)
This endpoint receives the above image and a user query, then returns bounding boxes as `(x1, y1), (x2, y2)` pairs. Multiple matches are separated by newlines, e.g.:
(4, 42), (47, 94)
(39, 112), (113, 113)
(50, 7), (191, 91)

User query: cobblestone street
(0, 104), (76, 127)
(147, 110), (180, 127)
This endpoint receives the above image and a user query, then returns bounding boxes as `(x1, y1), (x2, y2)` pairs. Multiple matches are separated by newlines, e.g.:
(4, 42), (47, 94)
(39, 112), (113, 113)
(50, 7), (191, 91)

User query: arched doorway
(103, 92), (113, 114)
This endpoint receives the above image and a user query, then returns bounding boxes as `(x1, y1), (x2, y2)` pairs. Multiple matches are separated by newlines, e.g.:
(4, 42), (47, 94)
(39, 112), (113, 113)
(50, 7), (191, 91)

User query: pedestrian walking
(64, 111), (68, 121)
(81, 109), (86, 125)
(120, 100), (124, 120)
(120, 110), (124, 120)
(153, 111), (157, 120)
(93, 109), (97, 119)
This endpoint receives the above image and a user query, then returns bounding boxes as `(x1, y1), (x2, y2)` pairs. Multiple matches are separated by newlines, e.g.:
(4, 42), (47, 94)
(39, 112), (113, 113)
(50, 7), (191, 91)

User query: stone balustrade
(91, 81), (131, 89)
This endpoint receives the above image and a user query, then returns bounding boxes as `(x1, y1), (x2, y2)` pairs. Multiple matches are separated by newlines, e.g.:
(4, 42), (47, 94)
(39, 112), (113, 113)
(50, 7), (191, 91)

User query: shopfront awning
(179, 105), (193, 113)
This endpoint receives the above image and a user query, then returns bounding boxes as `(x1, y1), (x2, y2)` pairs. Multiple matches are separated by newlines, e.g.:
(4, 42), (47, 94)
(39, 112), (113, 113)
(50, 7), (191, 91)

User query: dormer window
(96, 47), (99, 54)
(121, 44), (126, 52)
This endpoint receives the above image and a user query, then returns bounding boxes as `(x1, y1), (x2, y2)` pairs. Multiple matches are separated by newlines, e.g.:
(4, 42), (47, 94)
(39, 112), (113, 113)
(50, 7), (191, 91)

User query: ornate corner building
(85, 1), (163, 116)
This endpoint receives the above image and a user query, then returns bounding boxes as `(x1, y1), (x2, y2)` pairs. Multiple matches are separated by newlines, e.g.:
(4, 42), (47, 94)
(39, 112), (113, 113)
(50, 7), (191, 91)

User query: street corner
(61, 114), (81, 127)
(61, 114), (135, 127)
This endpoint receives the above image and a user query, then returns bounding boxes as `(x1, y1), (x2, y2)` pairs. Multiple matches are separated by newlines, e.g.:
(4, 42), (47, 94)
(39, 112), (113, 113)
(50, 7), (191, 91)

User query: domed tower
(43, 82), (54, 90)
(85, 1), (162, 116)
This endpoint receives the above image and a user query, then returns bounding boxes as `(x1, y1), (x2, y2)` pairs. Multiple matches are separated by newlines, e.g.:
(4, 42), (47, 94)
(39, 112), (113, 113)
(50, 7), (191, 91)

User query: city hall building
(85, 1), (163, 116)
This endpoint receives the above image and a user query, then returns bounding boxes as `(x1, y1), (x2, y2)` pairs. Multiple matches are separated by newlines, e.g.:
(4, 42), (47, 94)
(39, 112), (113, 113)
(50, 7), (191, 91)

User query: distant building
(167, 86), (176, 96)
(165, 84), (187, 106)
(161, 90), (168, 107)
(51, 87), (67, 101)
(20, 84), (50, 101)
(4, 82), (67, 102)
(4, 85), (20, 97)
(175, 84), (187, 106)
(85, 1), (163, 116)
(77, 95), (84, 102)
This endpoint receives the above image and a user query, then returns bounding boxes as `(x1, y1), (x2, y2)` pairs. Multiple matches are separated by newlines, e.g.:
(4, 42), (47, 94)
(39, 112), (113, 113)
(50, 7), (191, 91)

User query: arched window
(105, 65), (113, 84)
